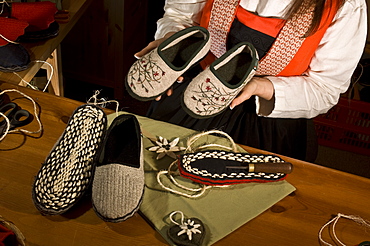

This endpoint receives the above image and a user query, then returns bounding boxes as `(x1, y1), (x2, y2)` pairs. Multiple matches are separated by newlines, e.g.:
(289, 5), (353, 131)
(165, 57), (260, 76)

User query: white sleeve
(256, 0), (368, 119)
(155, 0), (207, 40)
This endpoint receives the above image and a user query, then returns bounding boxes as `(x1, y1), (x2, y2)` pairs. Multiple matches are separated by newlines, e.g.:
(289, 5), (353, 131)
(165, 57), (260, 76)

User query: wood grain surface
(1, 82), (369, 246)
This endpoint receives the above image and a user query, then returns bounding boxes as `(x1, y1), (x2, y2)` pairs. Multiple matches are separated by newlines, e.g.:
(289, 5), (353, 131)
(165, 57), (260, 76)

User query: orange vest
(199, 0), (340, 76)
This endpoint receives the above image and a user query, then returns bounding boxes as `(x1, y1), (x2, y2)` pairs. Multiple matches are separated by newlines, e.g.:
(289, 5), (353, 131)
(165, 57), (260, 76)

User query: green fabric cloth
(108, 112), (296, 246)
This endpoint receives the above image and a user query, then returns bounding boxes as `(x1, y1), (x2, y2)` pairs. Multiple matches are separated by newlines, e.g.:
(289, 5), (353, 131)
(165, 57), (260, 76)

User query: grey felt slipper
(92, 114), (144, 223)
(32, 104), (107, 215)
(125, 26), (210, 101)
(181, 42), (258, 119)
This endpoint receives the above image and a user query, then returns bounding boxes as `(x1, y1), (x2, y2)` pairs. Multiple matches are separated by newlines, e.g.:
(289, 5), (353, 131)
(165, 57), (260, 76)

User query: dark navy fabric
(0, 43), (30, 72)
(227, 18), (276, 59)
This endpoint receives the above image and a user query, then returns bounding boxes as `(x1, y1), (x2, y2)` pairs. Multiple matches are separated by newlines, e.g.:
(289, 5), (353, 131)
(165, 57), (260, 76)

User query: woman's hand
(134, 32), (176, 59)
(230, 77), (274, 109)
(134, 32), (183, 101)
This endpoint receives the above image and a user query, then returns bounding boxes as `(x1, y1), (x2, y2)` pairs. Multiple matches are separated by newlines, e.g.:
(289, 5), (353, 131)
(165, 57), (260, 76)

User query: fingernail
(134, 54), (141, 59)
(229, 105), (234, 110)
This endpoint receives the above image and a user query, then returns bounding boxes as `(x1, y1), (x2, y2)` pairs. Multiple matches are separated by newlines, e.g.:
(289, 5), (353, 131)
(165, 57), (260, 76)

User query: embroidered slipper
(126, 26), (210, 101)
(178, 150), (292, 186)
(0, 17), (30, 72)
(181, 42), (258, 119)
(10, 1), (59, 42)
(92, 114), (144, 222)
(32, 104), (107, 215)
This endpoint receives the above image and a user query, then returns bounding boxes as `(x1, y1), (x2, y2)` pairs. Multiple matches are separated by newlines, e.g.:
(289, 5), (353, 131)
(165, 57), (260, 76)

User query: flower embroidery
(148, 136), (186, 160)
(191, 77), (242, 116)
(127, 51), (166, 93)
(177, 219), (202, 241)
(168, 211), (204, 243)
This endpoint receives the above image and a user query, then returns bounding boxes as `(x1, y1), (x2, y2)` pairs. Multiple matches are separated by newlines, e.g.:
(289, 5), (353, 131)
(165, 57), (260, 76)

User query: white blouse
(154, 0), (368, 119)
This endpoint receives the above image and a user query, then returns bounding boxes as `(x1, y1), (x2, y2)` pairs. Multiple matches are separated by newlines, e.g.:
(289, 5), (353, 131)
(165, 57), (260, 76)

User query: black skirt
(146, 17), (318, 162)
(146, 65), (318, 162)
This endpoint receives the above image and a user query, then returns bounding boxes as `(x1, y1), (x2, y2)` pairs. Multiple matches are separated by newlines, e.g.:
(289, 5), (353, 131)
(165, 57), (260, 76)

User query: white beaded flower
(148, 136), (186, 160)
(178, 219), (202, 241)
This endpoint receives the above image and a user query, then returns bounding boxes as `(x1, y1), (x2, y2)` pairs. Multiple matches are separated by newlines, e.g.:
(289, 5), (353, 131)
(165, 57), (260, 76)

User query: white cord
(156, 130), (237, 198)
(0, 111), (10, 142)
(156, 160), (211, 199)
(318, 213), (370, 246)
(185, 129), (238, 153)
(0, 0), (10, 16)
(169, 211), (184, 225)
(86, 90), (120, 117)
(12, 60), (54, 92)
(0, 34), (19, 44)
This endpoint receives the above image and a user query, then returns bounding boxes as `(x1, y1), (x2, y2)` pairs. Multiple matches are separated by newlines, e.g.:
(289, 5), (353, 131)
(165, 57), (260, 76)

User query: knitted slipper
(181, 42), (258, 119)
(126, 26), (210, 101)
(92, 114), (144, 222)
(10, 1), (59, 42)
(32, 104), (107, 215)
(178, 150), (292, 186)
(0, 17), (30, 72)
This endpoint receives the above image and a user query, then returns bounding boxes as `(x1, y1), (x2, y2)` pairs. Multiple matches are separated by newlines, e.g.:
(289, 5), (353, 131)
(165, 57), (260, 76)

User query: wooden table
(0, 0), (91, 95)
(1, 82), (369, 246)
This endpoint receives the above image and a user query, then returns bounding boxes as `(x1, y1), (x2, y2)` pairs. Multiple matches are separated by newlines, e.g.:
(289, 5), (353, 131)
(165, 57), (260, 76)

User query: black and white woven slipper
(32, 104), (107, 215)
(178, 150), (292, 186)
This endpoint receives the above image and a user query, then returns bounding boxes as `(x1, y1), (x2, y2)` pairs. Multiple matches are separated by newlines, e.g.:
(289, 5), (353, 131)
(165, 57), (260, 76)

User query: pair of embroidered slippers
(125, 26), (259, 119)
(0, 1), (59, 72)
(32, 104), (145, 223)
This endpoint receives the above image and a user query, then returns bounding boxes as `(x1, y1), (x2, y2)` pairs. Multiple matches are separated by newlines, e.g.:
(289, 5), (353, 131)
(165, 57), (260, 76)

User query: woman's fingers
(134, 32), (176, 58)
(230, 83), (256, 109)
(134, 40), (159, 58)
(230, 77), (274, 109)
(155, 95), (162, 101)
(155, 87), (174, 101)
